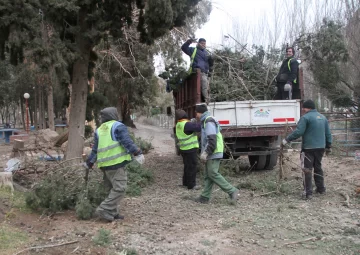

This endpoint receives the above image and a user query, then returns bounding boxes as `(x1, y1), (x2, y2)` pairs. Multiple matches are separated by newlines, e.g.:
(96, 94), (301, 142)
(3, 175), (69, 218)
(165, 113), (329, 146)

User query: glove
(134, 154), (145, 165)
(284, 83), (292, 91)
(86, 162), (94, 169)
(282, 139), (288, 146)
(325, 148), (332, 156)
(187, 38), (197, 43)
(200, 152), (208, 162)
(190, 118), (197, 123)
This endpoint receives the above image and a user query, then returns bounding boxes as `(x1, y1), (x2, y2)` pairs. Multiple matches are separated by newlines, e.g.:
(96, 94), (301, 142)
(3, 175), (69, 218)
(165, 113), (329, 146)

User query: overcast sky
(194, 0), (345, 50)
(195, 0), (274, 49)
(156, 0), (346, 73)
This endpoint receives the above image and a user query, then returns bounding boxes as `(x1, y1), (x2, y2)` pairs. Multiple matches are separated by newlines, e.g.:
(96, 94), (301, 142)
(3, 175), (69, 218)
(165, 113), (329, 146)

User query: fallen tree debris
(283, 236), (322, 246)
(13, 240), (79, 255)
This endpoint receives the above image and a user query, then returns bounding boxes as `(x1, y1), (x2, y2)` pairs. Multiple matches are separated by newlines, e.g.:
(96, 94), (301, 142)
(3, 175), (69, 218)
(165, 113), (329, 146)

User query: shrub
(126, 161), (154, 196)
(25, 159), (154, 218)
(93, 228), (111, 246)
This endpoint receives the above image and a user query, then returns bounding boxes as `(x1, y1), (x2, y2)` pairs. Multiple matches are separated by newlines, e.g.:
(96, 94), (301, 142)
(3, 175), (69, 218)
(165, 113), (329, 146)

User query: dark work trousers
(181, 151), (198, 189)
(301, 149), (325, 195)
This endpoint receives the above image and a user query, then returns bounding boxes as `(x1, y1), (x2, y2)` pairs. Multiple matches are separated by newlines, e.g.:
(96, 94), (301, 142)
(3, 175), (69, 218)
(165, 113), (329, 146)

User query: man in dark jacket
(181, 38), (214, 103)
(275, 47), (299, 100)
(175, 109), (201, 189)
(87, 107), (144, 222)
(282, 100), (332, 200)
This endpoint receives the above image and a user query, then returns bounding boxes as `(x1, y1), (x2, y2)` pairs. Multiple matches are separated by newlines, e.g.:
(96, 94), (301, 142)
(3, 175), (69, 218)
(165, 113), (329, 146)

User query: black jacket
(276, 57), (299, 85)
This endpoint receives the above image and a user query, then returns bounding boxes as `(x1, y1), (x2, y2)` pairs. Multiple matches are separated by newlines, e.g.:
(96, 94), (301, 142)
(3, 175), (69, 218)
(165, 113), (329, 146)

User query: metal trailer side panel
(207, 100), (301, 130)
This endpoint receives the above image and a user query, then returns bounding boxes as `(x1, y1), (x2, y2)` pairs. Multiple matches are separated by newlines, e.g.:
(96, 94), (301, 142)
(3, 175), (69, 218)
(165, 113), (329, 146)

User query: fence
(141, 114), (174, 129)
(322, 112), (360, 157)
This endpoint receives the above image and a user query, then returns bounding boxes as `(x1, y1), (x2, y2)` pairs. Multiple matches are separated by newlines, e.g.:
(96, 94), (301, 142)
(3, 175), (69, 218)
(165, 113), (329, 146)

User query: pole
(26, 98), (29, 134)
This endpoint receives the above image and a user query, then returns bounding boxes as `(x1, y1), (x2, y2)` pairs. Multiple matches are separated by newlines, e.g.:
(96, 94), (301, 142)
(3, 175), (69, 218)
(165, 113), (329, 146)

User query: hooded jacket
(200, 111), (223, 159)
(87, 107), (141, 170)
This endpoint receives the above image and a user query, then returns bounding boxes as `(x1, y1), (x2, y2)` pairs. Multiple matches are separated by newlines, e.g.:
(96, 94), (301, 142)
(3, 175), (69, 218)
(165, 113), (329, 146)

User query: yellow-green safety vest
(96, 120), (131, 168)
(204, 116), (224, 154)
(176, 121), (199, 151)
(287, 58), (297, 84)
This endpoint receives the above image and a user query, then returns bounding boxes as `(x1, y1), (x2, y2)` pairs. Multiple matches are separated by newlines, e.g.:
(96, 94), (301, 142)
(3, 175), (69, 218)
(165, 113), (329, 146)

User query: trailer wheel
(248, 155), (267, 170)
(265, 153), (278, 170)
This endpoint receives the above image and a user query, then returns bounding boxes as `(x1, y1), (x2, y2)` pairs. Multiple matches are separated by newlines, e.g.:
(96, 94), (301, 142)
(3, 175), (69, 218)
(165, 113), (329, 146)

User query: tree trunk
(34, 85), (38, 130)
(38, 85), (43, 129)
(29, 105), (33, 126)
(119, 95), (136, 128)
(20, 98), (25, 130)
(12, 105), (16, 127)
(47, 85), (55, 131)
(66, 7), (91, 159)
(41, 88), (46, 129)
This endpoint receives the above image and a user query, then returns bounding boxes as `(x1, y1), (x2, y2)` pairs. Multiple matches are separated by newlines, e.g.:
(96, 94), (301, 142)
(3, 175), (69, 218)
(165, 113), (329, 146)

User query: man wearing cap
(175, 109), (201, 190)
(282, 100), (332, 200)
(275, 47), (300, 100)
(181, 38), (214, 103)
(86, 107), (144, 222)
(194, 104), (239, 204)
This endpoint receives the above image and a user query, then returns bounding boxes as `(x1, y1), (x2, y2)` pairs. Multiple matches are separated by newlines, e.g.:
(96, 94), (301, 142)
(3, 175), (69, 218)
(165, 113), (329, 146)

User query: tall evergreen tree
(0, 0), (203, 158)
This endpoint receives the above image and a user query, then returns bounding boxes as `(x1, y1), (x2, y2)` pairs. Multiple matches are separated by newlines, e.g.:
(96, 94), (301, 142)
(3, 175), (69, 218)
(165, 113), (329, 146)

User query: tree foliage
(0, 0), (206, 158)
(209, 45), (282, 101)
(300, 19), (351, 107)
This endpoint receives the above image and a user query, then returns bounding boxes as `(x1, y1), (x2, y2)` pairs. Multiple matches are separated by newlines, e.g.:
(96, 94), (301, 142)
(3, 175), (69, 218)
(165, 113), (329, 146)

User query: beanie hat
(195, 104), (208, 114)
(303, 100), (315, 109)
(175, 109), (187, 121)
(198, 38), (206, 43)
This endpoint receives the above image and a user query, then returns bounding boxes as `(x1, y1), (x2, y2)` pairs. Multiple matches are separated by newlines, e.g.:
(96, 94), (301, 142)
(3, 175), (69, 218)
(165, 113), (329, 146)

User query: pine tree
(0, 0), (203, 159)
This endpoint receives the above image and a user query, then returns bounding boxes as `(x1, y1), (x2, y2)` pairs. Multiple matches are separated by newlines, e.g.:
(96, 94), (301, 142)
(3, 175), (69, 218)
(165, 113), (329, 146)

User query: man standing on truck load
(86, 107), (145, 222)
(175, 109), (201, 190)
(275, 47), (299, 100)
(282, 100), (332, 200)
(181, 38), (214, 104)
(194, 104), (239, 204)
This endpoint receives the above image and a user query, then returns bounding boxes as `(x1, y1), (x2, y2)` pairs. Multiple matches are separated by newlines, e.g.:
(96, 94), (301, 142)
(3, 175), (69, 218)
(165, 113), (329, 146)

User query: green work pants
(97, 167), (127, 217)
(201, 159), (236, 199)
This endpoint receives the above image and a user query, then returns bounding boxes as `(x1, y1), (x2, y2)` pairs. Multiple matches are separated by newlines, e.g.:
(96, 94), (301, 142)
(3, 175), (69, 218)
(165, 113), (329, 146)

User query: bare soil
(1, 123), (360, 255)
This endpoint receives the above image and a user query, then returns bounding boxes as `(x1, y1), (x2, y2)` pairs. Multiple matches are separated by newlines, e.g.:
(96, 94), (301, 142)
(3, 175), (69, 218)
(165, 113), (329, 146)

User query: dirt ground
(1, 123), (360, 255)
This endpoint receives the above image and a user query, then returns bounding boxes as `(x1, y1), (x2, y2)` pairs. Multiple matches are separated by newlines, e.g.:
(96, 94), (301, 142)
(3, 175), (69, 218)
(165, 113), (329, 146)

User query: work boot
(229, 189), (240, 202)
(114, 214), (125, 220)
(301, 193), (312, 200)
(315, 188), (326, 195)
(194, 196), (209, 204)
(95, 208), (114, 222)
(188, 185), (201, 190)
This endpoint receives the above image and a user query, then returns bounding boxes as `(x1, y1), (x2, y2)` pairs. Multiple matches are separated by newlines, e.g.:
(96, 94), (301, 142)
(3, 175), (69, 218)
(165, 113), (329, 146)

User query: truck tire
(265, 153), (278, 170)
(248, 155), (267, 170)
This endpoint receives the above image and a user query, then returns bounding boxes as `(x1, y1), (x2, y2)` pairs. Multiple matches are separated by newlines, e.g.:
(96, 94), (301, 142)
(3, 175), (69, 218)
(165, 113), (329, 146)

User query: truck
(172, 69), (304, 170)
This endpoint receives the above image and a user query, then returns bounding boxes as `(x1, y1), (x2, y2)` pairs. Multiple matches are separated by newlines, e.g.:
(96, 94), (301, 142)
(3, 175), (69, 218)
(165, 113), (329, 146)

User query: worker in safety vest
(181, 38), (214, 103)
(175, 109), (201, 190)
(194, 104), (239, 204)
(275, 47), (300, 100)
(86, 107), (144, 222)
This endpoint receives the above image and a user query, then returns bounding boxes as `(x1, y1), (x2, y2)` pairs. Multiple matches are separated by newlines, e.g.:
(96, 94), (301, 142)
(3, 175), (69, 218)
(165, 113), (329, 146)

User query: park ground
(1, 123), (360, 255)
